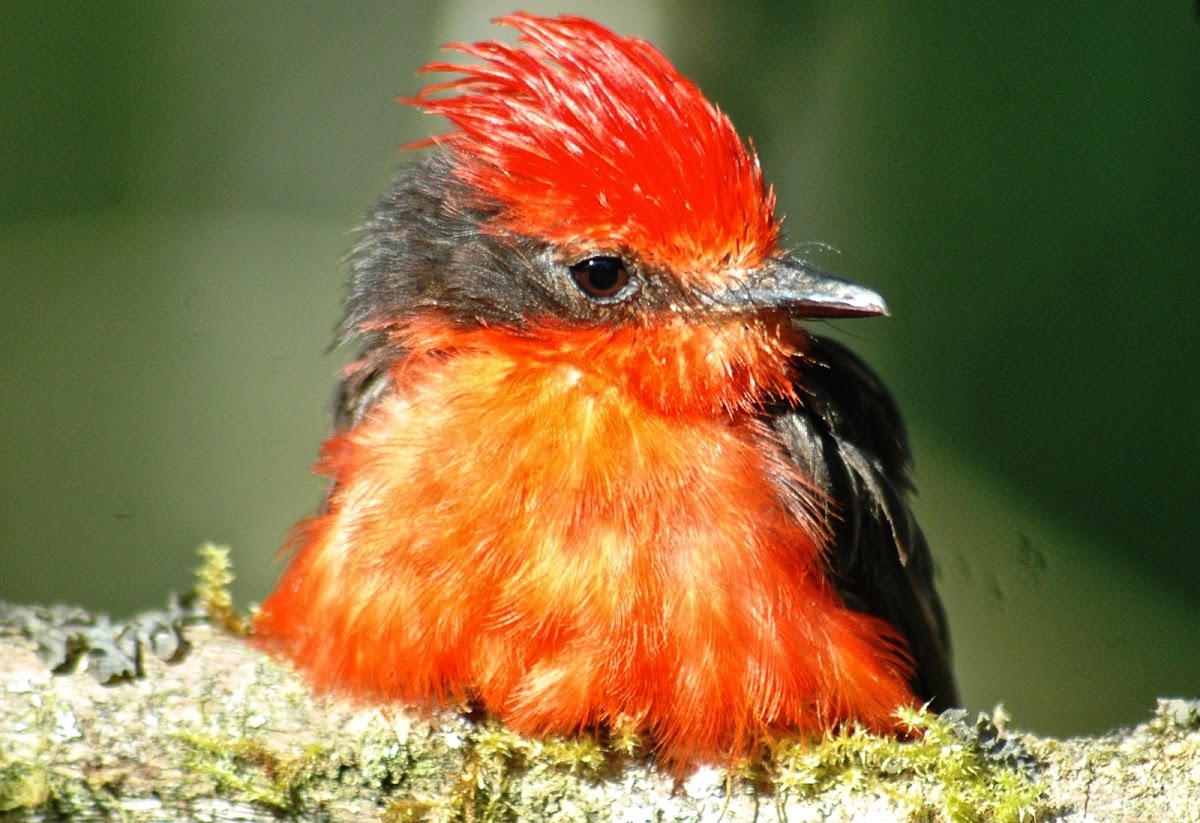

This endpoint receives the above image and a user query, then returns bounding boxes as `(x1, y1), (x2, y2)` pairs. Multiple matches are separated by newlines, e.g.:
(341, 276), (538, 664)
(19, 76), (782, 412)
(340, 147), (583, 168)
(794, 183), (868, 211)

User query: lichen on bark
(1, 562), (1196, 822)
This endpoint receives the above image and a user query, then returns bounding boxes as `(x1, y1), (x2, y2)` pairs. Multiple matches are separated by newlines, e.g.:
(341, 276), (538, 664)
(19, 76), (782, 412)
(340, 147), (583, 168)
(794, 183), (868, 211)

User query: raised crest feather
(404, 13), (779, 274)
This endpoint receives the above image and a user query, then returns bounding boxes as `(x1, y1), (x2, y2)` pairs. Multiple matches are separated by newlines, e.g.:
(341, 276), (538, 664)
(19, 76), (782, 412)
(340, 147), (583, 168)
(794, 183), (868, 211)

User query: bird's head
(347, 13), (886, 414)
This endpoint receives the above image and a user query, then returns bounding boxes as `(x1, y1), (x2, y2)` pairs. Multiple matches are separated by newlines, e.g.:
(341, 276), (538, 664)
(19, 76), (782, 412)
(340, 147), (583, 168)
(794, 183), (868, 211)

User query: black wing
(330, 334), (397, 432)
(769, 334), (959, 709)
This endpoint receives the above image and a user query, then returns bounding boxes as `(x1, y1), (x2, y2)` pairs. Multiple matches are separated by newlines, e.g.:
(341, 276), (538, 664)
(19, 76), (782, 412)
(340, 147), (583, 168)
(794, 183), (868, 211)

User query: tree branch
(1, 603), (1196, 822)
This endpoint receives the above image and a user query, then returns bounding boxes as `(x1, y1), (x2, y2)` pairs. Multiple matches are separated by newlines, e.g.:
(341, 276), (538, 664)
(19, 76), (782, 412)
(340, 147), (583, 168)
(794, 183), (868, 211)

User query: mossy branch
(0, 552), (1196, 822)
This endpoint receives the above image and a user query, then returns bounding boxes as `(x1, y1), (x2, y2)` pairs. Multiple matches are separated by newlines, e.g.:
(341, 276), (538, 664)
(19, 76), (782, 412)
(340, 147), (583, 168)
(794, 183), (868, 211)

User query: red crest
(407, 13), (780, 276)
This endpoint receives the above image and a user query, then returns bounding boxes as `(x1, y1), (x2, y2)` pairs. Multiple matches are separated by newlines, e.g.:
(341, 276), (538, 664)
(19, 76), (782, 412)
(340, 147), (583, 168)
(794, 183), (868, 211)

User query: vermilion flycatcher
(255, 12), (957, 767)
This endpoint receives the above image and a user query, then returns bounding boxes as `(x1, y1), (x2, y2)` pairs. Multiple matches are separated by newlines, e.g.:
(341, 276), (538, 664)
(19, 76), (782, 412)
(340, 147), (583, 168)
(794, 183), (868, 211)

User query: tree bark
(1, 605), (1196, 822)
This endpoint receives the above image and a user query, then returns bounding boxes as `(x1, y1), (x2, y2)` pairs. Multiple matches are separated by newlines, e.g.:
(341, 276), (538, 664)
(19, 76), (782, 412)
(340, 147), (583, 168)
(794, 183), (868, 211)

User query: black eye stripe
(569, 256), (633, 301)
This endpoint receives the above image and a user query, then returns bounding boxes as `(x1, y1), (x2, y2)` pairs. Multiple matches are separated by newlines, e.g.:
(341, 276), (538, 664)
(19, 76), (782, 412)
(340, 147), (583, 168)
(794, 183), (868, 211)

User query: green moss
(418, 720), (617, 822)
(382, 796), (443, 823)
(170, 715), (559, 819)
(168, 697), (1051, 822)
(176, 730), (328, 812)
(0, 760), (51, 812)
(771, 707), (1049, 823)
(193, 542), (251, 635)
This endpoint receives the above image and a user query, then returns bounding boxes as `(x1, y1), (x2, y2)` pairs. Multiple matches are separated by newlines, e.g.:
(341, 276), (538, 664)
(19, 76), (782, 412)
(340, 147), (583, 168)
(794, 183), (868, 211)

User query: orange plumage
(254, 12), (956, 767)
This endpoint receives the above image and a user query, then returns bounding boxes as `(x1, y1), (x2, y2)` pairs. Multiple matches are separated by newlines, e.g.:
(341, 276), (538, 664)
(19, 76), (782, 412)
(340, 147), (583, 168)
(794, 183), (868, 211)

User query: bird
(253, 11), (957, 768)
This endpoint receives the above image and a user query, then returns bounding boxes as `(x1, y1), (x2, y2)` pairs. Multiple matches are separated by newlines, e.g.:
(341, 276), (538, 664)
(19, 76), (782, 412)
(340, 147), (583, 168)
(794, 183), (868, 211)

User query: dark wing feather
(770, 334), (959, 709)
(331, 335), (396, 432)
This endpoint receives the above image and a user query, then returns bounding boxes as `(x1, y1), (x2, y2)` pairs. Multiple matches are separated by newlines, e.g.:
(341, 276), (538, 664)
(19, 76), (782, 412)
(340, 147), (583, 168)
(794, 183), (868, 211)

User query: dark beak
(716, 258), (888, 319)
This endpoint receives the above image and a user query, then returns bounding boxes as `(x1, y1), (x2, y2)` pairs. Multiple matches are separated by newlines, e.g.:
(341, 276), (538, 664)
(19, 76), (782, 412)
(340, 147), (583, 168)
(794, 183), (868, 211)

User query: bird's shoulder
(330, 336), (398, 431)
(767, 334), (958, 708)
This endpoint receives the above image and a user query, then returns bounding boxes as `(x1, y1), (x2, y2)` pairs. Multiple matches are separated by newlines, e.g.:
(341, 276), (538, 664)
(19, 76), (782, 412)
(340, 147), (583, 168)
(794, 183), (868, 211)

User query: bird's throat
(384, 316), (805, 417)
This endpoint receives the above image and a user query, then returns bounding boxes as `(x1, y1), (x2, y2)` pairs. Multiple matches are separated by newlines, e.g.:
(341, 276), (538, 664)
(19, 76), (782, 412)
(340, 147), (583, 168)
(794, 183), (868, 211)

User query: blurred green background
(2, 1), (1196, 738)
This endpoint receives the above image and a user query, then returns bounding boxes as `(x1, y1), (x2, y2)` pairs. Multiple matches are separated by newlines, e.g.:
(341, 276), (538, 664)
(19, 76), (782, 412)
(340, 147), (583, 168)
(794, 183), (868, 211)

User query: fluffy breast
(255, 347), (916, 764)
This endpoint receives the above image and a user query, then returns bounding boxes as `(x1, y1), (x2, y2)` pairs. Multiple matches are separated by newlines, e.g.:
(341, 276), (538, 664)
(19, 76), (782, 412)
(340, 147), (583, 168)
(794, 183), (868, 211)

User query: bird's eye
(569, 256), (633, 301)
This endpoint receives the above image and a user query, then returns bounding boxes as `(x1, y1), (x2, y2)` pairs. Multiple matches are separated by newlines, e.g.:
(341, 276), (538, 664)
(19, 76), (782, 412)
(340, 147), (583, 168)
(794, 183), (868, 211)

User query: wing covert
(770, 334), (959, 709)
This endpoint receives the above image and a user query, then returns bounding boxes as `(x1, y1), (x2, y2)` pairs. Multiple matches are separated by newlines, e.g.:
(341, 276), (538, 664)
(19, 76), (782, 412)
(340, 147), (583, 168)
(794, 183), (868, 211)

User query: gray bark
(0, 608), (1197, 822)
